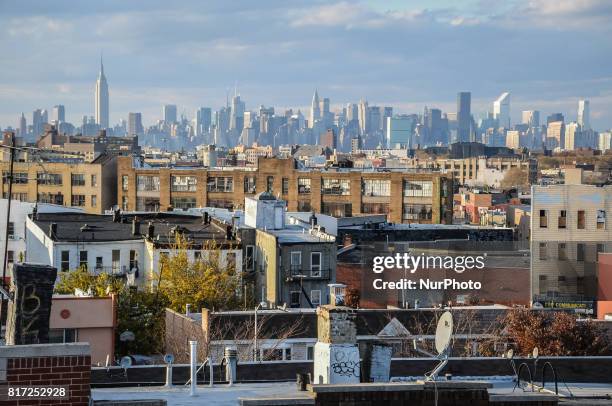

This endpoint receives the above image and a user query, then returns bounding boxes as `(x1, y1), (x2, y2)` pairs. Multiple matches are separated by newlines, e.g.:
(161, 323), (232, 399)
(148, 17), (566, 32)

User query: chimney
(147, 222), (155, 239)
(226, 225), (233, 240)
(49, 223), (57, 238)
(113, 208), (121, 223)
(310, 212), (317, 227)
(132, 217), (140, 236)
(185, 304), (191, 316)
(203, 212), (210, 225)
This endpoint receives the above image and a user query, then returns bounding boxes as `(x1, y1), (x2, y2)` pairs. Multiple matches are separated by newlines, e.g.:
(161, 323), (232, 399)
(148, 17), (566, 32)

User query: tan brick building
(117, 156), (453, 224)
(1, 154), (117, 214)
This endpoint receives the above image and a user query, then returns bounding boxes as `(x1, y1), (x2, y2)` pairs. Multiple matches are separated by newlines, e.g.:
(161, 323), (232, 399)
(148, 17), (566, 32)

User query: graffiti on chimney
(331, 348), (360, 379)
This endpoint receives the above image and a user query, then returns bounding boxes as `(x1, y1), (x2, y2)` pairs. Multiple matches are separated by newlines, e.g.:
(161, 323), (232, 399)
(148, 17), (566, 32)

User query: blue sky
(1, 0), (611, 129)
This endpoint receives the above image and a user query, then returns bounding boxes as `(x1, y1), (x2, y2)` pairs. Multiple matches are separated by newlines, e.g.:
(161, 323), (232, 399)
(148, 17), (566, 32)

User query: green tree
(156, 236), (242, 312)
(55, 266), (124, 296)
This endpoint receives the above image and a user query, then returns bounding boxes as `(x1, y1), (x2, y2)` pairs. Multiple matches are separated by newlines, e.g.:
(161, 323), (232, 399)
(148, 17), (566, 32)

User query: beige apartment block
(0, 155), (117, 214)
(530, 184), (612, 305)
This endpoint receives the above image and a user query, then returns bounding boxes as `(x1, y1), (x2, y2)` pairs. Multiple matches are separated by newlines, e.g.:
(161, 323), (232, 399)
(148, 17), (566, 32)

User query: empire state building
(94, 57), (109, 128)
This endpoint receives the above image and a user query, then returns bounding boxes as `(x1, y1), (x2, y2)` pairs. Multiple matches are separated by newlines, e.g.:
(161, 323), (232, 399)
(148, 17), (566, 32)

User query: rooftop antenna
(424, 311), (453, 381)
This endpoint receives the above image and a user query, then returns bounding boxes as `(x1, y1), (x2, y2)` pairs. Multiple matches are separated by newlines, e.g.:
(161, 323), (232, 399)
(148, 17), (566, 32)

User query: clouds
(0, 0), (611, 129)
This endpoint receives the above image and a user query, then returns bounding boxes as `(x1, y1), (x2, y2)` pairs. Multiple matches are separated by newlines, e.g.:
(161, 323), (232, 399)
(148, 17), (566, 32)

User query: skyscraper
(163, 104), (177, 124)
(19, 113), (27, 137)
(94, 57), (109, 128)
(32, 109), (45, 137)
(457, 92), (471, 142)
(578, 99), (590, 130)
(52, 105), (65, 123)
(196, 107), (212, 136)
(309, 90), (321, 128)
(386, 115), (415, 148)
(358, 99), (369, 135)
(230, 95), (245, 132)
(493, 92), (510, 129)
(128, 112), (143, 136)
(522, 110), (540, 128)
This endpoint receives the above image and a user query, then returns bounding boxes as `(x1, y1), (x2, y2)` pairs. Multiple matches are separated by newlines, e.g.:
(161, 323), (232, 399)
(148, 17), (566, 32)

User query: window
(91, 195), (97, 207)
(79, 250), (88, 270)
(122, 196), (128, 211)
(298, 178), (311, 194)
(362, 203), (389, 214)
(7, 222), (15, 239)
(539, 210), (548, 228)
(558, 210), (566, 229)
(95, 257), (103, 269)
(577, 210), (585, 229)
(136, 197), (160, 211)
(71, 194), (85, 207)
(307, 346), (314, 361)
(363, 179), (390, 197)
(403, 180), (433, 197)
(49, 328), (77, 344)
(112, 250), (120, 273)
(171, 176), (197, 192)
(311, 252), (321, 277)
(7, 251), (14, 264)
(122, 175), (129, 191)
(129, 250), (137, 270)
(321, 178), (350, 195)
(311, 290), (321, 307)
(402, 204), (432, 221)
(244, 176), (256, 194)
(558, 243), (567, 260)
(282, 178), (289, 195)
(321, 202), (351, 217)
(3, 172), (28, 184)
(38, 192), (63, 205)
(171, 197), (196, 210)
(137, 175), (160, 192)
(71, 174), (85, 186)
(539, 242), (547, 260)
(207, 177), (233, 192)
(245, 245), (254, 270)
(266, 176), (274, 193)
(207, 199), (233, 210)
(91, 174), (98, 187)
(290, 252), (302, 271)
(577, 243), (585, 262)
(61, 251), (70, 271)
(37, 173), (62, 185)
(597, 210), (606, 230)
(297, 201), (312, 212)
(290, 291), (301, 308)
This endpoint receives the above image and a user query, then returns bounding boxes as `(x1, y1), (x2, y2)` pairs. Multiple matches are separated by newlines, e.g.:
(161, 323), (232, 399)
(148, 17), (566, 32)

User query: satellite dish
(506, 348), (514, 359)
(435, 311), (454, 355)
(120, 356), (132, 369)
(164, 354), (175, 364)
(532, 347), (539, 359)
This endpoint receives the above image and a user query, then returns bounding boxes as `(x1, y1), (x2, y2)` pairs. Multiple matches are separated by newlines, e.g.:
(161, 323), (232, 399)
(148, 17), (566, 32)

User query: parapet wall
(0, 343), (91, 405)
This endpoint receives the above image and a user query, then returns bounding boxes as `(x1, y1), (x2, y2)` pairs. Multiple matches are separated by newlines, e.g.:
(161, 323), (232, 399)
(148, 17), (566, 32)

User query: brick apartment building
(117, 156), (453, 224)
(0, 154), (117, 214)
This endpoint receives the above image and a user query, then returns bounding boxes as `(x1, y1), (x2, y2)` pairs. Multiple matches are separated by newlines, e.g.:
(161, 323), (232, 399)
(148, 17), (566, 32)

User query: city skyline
(1, 0), (612, 129)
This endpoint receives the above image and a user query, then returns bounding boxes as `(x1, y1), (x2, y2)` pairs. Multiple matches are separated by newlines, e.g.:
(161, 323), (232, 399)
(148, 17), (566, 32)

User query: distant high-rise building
(578, 99), (590, 130)
(309, 90), (321, 128)
(599, 131), (612, 151)
(163, 104), (177, 124)
(493, 92), (510, 129)
(94, 57), (109, 128)
(358, 99), (369, 135)
(368, 106), (381, 133)
(128, 112), (143, 136)
(386, 115), (415, 148)
(564, 122), (581, 150)
(346, 103), (358, 122)
(546, 121), (565, 150)
(547, 113), (564, 124)
(320, 128), (336, 150)
(32, 109), (45, 137)
(505, 130), (520, 149)
(522, 110), (540, 128)
(457, 92), (471, 142)
(196, 107), (212, 136)
(19, 113), (27, 137)
(230, 95), (245, 132)
(382, 107), (393, 134)
(52, 105), (65, 123)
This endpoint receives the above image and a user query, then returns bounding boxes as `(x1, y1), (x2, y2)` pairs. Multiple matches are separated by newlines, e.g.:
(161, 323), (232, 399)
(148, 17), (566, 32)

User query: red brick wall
(2, 354), (91, 405)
